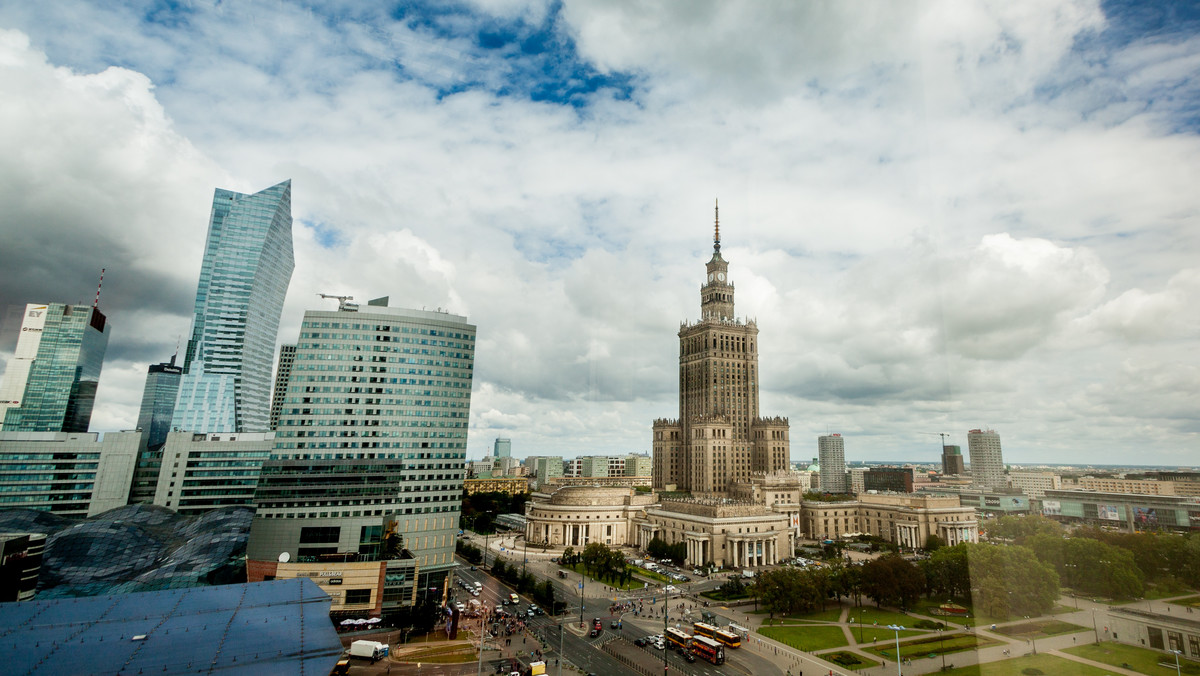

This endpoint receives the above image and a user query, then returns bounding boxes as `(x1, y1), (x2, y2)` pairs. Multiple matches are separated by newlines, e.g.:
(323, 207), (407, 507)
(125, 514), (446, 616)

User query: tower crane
(317, 293), (357, 311)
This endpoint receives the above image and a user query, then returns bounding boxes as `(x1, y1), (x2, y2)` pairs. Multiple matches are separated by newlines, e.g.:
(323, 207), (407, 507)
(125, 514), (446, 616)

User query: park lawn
(1065, 641), (1200, 674)
(629, 565), (672, 584)
(852, 628), (928, 644)
(936, 653), (1116, 676)
(816, 650), (881, 671)
(758, 624), (849, 652)
(849, 606), (932, 629)
(756, 606), (845, 623)
(865, 633), (1003, 660)
(912, 598), (979, 626)
(1169, 595), (1200, 607)
(993, 619), (1089, 638)
(560, 562), (645, 590)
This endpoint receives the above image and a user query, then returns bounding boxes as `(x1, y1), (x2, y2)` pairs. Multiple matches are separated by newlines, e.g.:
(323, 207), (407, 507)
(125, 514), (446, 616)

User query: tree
(1028, 534), (1143, 599)
(965, 543), (1058, 619)
(987, 515), (1062, 543)
(861, 555), (924, 609)
(924, 533), (945, 553)
(756, 567), (822, 617)
(922, 544), (971, 599)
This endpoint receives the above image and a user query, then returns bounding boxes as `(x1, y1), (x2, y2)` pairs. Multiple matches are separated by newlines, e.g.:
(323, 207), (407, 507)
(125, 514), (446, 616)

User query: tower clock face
(709, 273), (715, 282)
(717, 272), (725, 281)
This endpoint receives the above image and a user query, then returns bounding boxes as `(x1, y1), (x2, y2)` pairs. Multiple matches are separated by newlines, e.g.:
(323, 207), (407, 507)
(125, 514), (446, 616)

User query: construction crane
(317, 293), (357, 311)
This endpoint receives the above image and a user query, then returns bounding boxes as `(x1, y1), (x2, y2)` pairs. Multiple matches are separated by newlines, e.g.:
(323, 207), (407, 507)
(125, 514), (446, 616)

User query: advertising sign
(1042, 500), (1061, 516)
(1134, 507), (1157, 525)
(1098, 505), (1120, 521)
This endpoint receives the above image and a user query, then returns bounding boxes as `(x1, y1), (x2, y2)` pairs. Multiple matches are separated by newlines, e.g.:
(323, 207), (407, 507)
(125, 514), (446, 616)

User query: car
(610, 620), (619, 629)
(633, 637), (646, 647)
(652, 641), (664, 650)
(683, 652), (697, 663)
(589, 628), (600, 637)
(664, 585), (676, 593)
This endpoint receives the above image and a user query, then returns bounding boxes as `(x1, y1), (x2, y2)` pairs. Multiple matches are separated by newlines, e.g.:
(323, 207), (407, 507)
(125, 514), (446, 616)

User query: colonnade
(938, 522), (979, 545)
(726, 535), (779, 568)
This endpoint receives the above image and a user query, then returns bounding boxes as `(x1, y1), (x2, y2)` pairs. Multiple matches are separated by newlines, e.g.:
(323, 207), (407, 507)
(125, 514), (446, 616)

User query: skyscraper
(967, 429), (1005, 489)
(247, 298), (475, 609)
(0, 302), (110, 433)
(172, 180), (294, 433)
(941, 444), (965, 475)
(135, 357), (184, 450)
(818, 434), (847, 493)
(127, 356), (185, 503)
(652, 203), (791, 493)
(268, 344), (296, 430)
(493, 437), (511, 458)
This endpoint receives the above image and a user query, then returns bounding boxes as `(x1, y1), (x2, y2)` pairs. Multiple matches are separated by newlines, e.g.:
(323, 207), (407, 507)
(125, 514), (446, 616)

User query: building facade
(0, 431), (139, 516)
(635, 498), (792, 568)
(653, 209), (791, 494)
(1038, 489), (1200, 533)
(172, 181), (294, 434)
(941, 445), (965, 475)
(269, 344), (297, 431)
(967, 429), (1005, 490)
(493, 438), (511, 458)
(1005, 471), (1061, 498)
(0, 303), (110, 433)
(818, 434), (847, 493)
(463, 477), (528, 496)
(0, 533), (45, 602)
(152, 431), (273, 514)
(128, 357), (185, 504)
(803, 493), (979, 548)
(524, 486), (657, 547)
(247, 300), (474, 610)
(863, 466), (916, 493)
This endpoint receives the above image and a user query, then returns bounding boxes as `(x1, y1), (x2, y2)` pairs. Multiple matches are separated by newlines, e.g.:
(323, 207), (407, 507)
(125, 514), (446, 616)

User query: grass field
(936, 653), (1117, 675)
(816, 650), (881, 671)
(912, 599), (978, 626)
(758, 624), (849, 651)
(561, 562), (646, 590)
(865, 633), (1003, 660)
(1174, 595), (1200, 607)
(1065, 641), (1200, 674)
(757, 606), (845, 623)
(993, 619), (1088, 638)
(850, 606), (928, 629)
(850, 628), (928, 644)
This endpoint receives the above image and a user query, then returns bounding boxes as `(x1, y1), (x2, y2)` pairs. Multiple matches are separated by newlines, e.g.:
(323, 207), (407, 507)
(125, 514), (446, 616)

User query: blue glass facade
(0, 303), (109, 433)
(128, 359), (184, 503)
(172, 181), (294, 433)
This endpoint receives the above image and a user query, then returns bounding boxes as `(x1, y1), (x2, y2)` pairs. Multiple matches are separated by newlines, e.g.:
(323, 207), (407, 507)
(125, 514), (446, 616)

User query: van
(741, 569), (755, 579)
(509, 593), (519, 604)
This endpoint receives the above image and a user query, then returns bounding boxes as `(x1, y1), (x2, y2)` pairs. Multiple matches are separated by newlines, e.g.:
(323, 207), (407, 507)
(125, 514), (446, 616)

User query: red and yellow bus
(665, 627), (691, 651)
(691, 636), (726, 665)
(692, 622), (717, 639)
(713, 627), (741, 649)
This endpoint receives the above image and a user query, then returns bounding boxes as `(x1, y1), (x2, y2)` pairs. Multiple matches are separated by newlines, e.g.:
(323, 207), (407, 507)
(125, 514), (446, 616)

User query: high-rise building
(967, 429), (1005, 490)
(818, 434), (847, 493)
(0, 303), (110, 433)
(127, 356), (186, 503)
(247, 298), (475, 610)
(269, 344), (296, 430)
(0, 431), (139, 516)
(493, 438), (511, 458)
(653, 205), (790, 493)
(941, 444), (966, 475)
(863, 466), (916, 493)
(172, 181), (294, 434)
(152, 431), (273, 514)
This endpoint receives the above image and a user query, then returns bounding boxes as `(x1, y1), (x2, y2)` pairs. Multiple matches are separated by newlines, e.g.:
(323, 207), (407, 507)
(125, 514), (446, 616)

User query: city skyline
(0, 3), (1197, 466)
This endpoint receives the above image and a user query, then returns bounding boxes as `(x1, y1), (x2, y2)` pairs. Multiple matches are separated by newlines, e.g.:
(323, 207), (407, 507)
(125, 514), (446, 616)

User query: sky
(0, 0), (1197, 467)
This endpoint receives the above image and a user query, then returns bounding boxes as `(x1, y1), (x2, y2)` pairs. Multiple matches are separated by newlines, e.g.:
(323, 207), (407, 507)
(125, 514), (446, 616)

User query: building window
(345, 589), (372, 605)
(300, 526), (341, 543)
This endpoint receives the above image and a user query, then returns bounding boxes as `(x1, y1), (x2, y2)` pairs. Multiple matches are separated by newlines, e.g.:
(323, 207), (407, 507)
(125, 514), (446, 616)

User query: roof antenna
(171, 335), (181, 366)
(93, 268), (105, 308)
(714, 199), (721, 253)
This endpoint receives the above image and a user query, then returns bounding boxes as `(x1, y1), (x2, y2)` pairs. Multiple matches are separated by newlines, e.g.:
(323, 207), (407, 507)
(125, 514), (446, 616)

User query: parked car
(610, 619), (619, 629)
(589, 628), (600, 637)
(633, 637), (646, 647)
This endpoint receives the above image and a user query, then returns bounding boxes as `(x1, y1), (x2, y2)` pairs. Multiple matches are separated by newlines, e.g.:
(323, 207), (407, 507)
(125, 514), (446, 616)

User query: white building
(1006, 471), (1061, 498)
(0, 431), (139, 516)
(968, 429), (1005, 490)
(818, 434), (847, 493)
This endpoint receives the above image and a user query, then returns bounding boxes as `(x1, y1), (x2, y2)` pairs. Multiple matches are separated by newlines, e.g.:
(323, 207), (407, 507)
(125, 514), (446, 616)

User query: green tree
(922, 543), (971, 599)
(987, 515), (1062, 543)
(861, 554), (924, 608)
(965, 543), (1058, 619)
(755, 567), (822, 617)
(1028, 535), (1143, 599)
(924, 533), (945, 552)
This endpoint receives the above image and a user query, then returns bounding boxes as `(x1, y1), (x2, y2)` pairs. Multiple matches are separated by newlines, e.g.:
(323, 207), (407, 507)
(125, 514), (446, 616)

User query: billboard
(1134, 508), (1158, 525)
(1042, 500), (1061, 516)
(1098, 504), (1121, 521)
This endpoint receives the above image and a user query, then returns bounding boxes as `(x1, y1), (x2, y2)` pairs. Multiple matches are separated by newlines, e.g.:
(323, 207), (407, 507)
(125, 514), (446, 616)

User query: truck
(349, 640), (389, 660)
(529, 661), (547, 676)
(741, 569), (755, 579)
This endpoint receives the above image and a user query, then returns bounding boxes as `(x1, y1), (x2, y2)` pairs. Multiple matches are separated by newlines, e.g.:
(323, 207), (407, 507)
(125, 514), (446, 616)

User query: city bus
(692, 622), (718, 639)
(690, 635), (725, 665)
(664, 627), (691, 651)
(713, 627), (741, 648)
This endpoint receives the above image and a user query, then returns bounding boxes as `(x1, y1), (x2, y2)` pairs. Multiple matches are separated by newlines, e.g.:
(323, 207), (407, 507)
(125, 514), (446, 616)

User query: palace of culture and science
(652, 204), (791, 494)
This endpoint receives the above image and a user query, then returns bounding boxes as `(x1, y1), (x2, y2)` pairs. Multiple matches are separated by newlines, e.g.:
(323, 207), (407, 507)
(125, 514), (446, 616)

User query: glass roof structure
(0, 577), (342, 675)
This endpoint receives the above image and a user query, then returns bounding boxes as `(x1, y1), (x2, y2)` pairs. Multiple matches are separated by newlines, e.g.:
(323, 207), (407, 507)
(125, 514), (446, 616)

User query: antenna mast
(93, 268), (105, 308)
(317, 293), (357, 311)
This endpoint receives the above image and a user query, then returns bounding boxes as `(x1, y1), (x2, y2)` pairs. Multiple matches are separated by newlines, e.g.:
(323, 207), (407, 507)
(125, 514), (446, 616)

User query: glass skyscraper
(172, 180), (294, 433)
(247, 298), (475, 609)
(0, 303), (110, 433)
(128, 356), (184, 503)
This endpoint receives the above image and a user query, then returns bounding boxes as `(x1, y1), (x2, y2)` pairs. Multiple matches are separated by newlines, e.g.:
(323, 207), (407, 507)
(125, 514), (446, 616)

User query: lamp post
(1171, 649), (1182, 676)
(1091, 609), (1099, 644)
(937, 627), (946, 671)
(851, 616), (862, 645)
(887, 624), (905, 676)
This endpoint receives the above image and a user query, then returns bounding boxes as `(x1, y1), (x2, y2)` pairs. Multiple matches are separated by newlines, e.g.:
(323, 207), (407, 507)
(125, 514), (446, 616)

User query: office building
(493, 455), (521, 476)
(0, 431), (139, 516)
(493, 437), (511, 458)
(172, 181), (294, 434)
(967, 429), (1005, 490)
(269, 344), (296, 430)
(153, 431), (273, 514)
(863, 466), (916, 493)
(0, 533), (45, 601)
(1006, 471), (1061, 498)
(527, 456), (563, 488)
(127, 357), (185, 503)
(463, 477), (528, 496)
(653, 207), (791, 493)
(848, 467), (868, 495)
(803, 493), (979, 547)
(247, 299), (475, 611)
(818, 434), (847, 494)
(941, 445), (965, 475)
(0, 302), (110, 433)
(624, 453), (652, 477)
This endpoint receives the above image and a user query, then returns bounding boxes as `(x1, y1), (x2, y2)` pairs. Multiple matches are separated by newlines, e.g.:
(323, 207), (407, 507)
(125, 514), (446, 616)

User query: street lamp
(851, 616), (862, 644)
(1171, 649), (1182, 676)
(1091, 609), (1100, 644)
(937, 628), (946, 671)
(887, 624), (905, 676)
